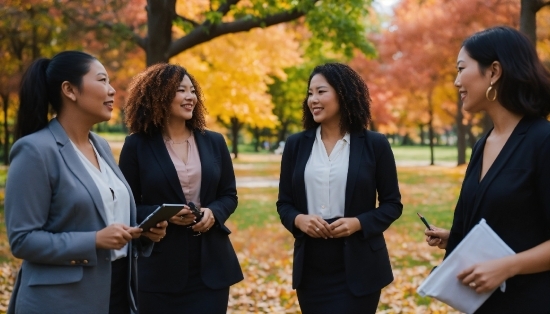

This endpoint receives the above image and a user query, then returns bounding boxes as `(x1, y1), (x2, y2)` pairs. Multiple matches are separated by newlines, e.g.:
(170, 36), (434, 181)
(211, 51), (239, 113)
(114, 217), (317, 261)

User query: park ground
(0, 143), (468, 313)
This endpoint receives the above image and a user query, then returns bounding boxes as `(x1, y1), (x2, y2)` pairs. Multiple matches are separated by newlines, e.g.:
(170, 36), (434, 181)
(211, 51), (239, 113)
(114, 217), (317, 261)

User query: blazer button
(82, 260), (88, 264)
(70, 260), (76, 265)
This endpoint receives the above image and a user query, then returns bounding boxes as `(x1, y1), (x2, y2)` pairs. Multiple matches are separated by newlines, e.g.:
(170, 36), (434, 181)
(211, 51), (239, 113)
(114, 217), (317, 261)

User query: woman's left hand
(457, 256), (515, 293)
(192, 208), (216, 233)
(143, 220), (168, 242)
(329, 218), (361, 238)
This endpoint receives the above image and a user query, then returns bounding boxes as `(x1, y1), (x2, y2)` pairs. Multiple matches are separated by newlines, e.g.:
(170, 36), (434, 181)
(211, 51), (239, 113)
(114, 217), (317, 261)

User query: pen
(417, 212), (433, 231)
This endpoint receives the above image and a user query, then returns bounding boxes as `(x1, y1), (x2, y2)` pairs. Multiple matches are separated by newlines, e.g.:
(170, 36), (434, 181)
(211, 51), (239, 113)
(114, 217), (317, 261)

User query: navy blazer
(5, 119), (150, 314)
(446, 116), (550, 312)
(276, 128), (403, 296)
(119, 130), (243, 293)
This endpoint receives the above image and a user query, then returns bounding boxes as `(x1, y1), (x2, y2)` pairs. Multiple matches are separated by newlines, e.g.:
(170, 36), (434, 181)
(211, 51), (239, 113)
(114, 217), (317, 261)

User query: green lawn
(391, 145), (472, 163)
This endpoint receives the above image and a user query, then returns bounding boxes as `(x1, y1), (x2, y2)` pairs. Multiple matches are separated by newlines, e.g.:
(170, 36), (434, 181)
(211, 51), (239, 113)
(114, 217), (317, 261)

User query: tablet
(138, 204), (184, 230)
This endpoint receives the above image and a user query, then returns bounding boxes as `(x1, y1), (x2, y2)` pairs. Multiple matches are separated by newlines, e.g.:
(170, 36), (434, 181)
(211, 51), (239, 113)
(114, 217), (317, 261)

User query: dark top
(276, 128), (403, 296)
(446, 116), (550, 313)
(119, 130), (243, 293)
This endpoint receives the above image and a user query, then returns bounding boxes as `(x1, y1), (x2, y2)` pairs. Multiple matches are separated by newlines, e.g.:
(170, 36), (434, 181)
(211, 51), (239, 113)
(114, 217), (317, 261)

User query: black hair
(16, 51), (97, 139)
(302, 63), (371, 133)
(463, 26), (550, 117)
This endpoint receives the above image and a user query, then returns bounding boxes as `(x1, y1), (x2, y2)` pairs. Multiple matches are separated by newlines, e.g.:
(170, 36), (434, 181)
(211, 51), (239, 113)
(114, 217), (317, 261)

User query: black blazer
(119, 130), (243, 293)
(446, 116), (550, 312)
(276, 128), (403, 296)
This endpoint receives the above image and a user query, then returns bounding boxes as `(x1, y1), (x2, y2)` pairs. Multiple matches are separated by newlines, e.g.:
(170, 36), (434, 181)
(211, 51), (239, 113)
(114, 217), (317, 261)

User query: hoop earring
(485, 83), (497, 101)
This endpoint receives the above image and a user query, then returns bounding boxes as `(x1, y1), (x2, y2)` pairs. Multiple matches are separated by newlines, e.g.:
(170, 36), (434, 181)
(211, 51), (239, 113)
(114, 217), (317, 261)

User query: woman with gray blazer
(5, 51), (167, 314)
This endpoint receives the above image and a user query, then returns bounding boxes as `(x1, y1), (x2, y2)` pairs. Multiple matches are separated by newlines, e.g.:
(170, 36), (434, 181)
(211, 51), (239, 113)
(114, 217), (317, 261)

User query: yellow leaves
(171, 24), (302, 129)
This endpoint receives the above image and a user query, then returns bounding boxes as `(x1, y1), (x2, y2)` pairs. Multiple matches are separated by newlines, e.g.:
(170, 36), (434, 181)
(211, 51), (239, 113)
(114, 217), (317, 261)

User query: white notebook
(417, 219), (515, 314)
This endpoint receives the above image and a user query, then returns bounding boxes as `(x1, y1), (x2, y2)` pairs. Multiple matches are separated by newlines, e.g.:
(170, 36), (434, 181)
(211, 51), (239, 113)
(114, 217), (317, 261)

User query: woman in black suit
(119, 63), (243, 314)
(276, 63), (403, 314)
(425, 27), (550, 313)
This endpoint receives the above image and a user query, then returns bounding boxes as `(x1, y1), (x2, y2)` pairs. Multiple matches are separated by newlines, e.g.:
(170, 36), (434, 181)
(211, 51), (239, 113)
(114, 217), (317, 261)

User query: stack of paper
(417, 219), (515, 314)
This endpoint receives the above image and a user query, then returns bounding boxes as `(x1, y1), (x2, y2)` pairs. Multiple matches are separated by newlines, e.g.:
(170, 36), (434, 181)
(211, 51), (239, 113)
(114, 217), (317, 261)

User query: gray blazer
(5, 119), (151, 314)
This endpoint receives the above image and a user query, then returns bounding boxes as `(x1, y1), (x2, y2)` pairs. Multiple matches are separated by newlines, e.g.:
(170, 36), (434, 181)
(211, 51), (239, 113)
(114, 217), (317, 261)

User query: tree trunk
(427, 92), (435, 166)
(277, 119), (290, 143)
(520, 0), (539, 45)
(2, 93), (9, 165)
(230, 117), (242, 159)
(146, 0), (176, 65)
(419, 124), (425, 146)
(456, 94), (466, 165)
(253, 127), (260, 152)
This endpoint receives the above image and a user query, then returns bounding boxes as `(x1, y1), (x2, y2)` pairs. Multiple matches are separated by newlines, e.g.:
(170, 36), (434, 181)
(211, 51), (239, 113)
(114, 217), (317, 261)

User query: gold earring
(485, 83), (497, 101)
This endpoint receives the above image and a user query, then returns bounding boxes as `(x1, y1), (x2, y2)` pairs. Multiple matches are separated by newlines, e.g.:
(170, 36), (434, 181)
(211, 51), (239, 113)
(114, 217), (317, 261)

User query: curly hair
(124, 63), (207, 134)
(302, 63), (371, 133)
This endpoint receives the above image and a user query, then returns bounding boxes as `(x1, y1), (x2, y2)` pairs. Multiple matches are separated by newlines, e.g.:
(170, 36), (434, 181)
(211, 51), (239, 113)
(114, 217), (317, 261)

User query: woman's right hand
(294, 214), (332, 239)
(425, 226), (450, 249)
(168, 206), (196, 226)
(96, 224), (140, 250)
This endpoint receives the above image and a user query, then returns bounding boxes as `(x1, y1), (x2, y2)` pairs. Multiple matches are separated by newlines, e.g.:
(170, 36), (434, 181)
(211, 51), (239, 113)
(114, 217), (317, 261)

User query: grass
(391, 145), (472, 163)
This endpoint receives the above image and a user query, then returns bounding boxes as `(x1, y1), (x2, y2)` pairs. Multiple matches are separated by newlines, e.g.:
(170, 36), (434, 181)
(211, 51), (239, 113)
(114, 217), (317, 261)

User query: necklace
(165, 133), (192, 145)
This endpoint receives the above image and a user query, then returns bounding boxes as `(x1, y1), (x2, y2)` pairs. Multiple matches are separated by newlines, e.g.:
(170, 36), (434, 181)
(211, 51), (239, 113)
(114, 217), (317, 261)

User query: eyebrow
(456, 60), (464, 66)
(309, 85), (329, 90)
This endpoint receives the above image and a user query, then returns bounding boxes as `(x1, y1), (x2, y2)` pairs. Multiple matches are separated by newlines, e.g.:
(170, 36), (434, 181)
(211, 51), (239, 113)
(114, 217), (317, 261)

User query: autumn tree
(520, 0), (550, 44)
(375, 0), (518, 165)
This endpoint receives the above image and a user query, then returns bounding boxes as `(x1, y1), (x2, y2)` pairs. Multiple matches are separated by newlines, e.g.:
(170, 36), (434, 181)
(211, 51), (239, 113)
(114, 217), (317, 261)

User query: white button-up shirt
(304, 126), (350, 219)
(73, 140), (131, 261)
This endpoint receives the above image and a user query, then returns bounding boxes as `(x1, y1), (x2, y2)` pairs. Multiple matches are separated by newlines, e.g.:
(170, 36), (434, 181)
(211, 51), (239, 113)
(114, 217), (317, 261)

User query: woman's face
(74, 60), (116, 123)
(169, 75), (197, 122)
(454, 47), (493, 113)
(307, 74), (340, 126)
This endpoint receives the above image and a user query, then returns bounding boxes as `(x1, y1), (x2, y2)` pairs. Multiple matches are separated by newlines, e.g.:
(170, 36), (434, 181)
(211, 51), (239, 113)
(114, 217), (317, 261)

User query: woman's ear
(61, 81), (77, 102)
(490, 61), (502, 83)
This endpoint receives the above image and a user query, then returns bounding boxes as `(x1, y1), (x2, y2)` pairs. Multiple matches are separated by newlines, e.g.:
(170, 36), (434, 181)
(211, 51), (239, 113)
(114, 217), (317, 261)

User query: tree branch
(177, 14), (200, 27)
(168, 9), (306, 58)
(216, 0), (240, 16)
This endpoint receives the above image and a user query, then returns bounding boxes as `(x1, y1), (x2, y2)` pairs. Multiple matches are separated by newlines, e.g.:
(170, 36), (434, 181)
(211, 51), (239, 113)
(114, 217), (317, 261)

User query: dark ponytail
(15, 51), (96, 139)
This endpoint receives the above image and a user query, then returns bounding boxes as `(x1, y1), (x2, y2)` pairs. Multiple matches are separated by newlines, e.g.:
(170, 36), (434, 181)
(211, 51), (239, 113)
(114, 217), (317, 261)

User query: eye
(457, 67), (464, 73)
(308, 92), (313, 96)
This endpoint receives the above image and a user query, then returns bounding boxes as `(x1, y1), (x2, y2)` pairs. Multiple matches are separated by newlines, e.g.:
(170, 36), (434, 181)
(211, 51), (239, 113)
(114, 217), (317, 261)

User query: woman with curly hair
(119, 63), (243, 314)
(276, 63), (402, 313)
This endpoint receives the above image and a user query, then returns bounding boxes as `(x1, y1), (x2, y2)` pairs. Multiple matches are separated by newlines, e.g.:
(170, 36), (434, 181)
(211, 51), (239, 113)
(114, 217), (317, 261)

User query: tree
(53, 0), (375, 65)
(374, 0), (518, 165)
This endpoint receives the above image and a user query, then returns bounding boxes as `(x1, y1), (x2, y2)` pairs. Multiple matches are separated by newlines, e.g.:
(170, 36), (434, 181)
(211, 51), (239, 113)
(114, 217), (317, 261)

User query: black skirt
(297, 219), (381, 314)
(138, 227), (229, 314)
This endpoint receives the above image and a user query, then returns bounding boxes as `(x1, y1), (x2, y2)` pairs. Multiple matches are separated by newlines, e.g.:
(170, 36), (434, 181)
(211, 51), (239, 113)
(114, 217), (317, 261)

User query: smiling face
(168, 75), (197, 123)
(72, 59), (116, 123)
(454, 47), (494, 113)
(307, 74), (341, 126)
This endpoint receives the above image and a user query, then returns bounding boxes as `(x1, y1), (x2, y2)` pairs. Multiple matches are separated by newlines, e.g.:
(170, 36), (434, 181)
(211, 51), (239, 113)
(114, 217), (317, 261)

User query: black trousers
(109, 257), (130, 314)
(297, 219), (381, 314)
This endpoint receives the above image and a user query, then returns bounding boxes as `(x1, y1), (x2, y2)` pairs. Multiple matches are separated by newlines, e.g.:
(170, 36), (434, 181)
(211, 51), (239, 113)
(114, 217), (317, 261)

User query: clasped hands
(169, 205), (216, 233)
(295, 214), (361, 238)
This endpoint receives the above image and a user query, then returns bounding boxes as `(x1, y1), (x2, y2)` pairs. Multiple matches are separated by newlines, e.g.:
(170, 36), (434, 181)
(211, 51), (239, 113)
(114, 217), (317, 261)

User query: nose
(108, 84), (116, 96)
(454, 74), (460, 88)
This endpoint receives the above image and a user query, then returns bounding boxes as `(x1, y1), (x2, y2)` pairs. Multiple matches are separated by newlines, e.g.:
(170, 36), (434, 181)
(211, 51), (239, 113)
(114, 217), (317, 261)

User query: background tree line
(1, 0), (549, 163)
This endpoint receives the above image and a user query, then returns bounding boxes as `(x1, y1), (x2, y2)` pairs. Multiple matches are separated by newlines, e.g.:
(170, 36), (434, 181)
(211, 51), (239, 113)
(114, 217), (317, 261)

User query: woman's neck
(485, 104), (523, 136)
(56, 113), (93, 145)
(164, 119), (191, 142)
(320, 122), (344, 141)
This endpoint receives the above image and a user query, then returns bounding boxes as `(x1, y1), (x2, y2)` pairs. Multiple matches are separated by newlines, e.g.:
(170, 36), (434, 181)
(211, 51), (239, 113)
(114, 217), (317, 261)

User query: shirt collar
(316, 125), (350, 143)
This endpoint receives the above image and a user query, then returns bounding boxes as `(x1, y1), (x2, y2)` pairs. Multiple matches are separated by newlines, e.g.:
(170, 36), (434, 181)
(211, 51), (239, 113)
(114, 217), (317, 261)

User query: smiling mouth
(103, 101), (114, 107)
(312, 107), (323, 114)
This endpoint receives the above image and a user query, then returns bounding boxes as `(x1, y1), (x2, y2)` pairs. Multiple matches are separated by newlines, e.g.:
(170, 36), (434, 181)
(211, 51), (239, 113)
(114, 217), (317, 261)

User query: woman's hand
(294, 214), (332, 239)
(142, 220), (168, 242)
(329, 218), (361, 238)
(96, 224), (139, 250)
(425, 226), (450, 249)
(168, 206), (196, 226)
(457, 256), (515, 294)
(192, 208), (216, 233)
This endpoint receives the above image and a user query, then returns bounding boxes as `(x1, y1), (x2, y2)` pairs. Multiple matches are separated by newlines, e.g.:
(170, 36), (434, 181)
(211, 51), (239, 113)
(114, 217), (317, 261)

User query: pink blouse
(164, 134), (202, 207)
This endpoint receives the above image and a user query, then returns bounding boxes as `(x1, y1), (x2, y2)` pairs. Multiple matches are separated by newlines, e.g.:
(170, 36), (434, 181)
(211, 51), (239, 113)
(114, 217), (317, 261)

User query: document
(417, 219), (515, 314)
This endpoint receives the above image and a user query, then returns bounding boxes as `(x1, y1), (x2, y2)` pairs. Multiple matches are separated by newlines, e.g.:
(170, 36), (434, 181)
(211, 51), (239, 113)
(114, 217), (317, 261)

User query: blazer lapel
(148, 132), (187, 202)
(295, 128), (316, 214)
(344, 131), (364, 216)
(468, 117), (533, 226)
(48, 119), (109, 226)
(193, 130), (211, 203)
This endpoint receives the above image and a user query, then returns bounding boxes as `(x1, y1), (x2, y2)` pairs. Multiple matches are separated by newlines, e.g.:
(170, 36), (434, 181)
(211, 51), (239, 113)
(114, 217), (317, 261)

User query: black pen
(417, 212), (433, 231)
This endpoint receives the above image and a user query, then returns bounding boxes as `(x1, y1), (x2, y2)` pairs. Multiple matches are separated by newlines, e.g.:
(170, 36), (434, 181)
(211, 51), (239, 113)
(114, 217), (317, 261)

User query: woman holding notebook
(425, 26), (550, 312)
